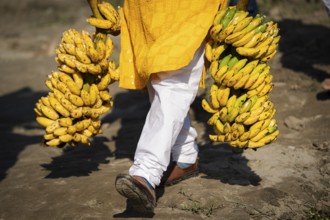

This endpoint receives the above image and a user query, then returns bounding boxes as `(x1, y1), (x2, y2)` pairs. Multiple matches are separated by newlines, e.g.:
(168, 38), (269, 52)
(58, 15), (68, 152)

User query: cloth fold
(119, 0), (222, 90)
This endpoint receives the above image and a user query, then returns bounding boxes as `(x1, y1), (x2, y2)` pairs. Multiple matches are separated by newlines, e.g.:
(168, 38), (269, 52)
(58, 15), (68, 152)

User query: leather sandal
(115, 174), (156, 213)
(160, 161), (199, 186)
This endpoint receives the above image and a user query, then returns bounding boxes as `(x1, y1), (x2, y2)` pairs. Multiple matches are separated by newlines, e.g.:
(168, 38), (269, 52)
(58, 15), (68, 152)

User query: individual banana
(236, 47), (260, 57)
(205, 40), (213, 62)
(207, 111), (221, 126)
(36, 117), (55, 128)
(87, 17), (114, 29)
(212, 43), (227, 61)
(49, 96), (71, 117)
(202, 99), (218, 113)
(217, 86), (230, 107)
(99, 90), (112, 101)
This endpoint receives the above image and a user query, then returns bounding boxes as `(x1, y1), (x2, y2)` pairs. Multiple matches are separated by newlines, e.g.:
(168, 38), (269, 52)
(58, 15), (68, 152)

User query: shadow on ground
(278, 19), (330, 100)
(0, 87), (44, 181)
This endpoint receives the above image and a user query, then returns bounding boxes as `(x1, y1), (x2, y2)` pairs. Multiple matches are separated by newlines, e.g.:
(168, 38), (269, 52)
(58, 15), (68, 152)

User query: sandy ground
(0, 0), (329, 219)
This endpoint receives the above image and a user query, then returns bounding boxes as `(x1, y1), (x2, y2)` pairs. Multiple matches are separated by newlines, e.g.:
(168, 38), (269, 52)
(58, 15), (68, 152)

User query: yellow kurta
(119, 0), (223, 90)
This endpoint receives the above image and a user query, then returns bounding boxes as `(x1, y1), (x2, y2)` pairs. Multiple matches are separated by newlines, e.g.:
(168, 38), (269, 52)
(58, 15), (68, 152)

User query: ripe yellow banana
(214, 119), (225, 134)
(53, 127), (68, 137)
(97, 72), (111, 91)
(46, 138), (62, 147)
(207, 111), (220, 126)
(219, 106), (228, 123)
(40, 104), (59, 120)
(232, 16), (253, 33)
(99, 90), (112, 101)
(59, 117), (73, 127)
(212, 43), (227, 61)
(217, 86), (230, 107)
(95, 38), (106, 62)
(226, 71), (243, 87)
(44, 133), (56, 141)
(87, 17), (114, 29)
(58, 64), (75, 74)
(36, 117), (55, 128)
(202, 99), (218, 114)
(224, 30), (246, 44)
(236, 47), (260, 57)
(226, 94), (237, 112)
(89, 84), (100, 106)
(232, 29), (257, 47)
(72, 72), (84, 90)
(59, 134), (73, 143)
(248, 66), (270, 90)
(61, 43), (76, 56)
(235, 112), (250, 123)
(231, 140), (248, 148)
(49, 96), (71, 117)
(81, 89), (92, 106)
(260, 49), (277, 62)
(205, 40), (213, 62)
(222, 69), (235, 85)
(243, 32), (263, 48)
(210, 24), (223, 41)
(227, 10), (249, 27)
(228, 106), (240, 122)
(257, 129), (279, 145)
(233, 73), (250, 90)
(213, 65), (228, 84)
(98, 2), (118, 24)
(71, 107), (83, 118)
(209, 60), (219, 77)
(258, 83), (273, 97)
(86, 63), (102, 75)
(244, 63), (267, 89)
(243, 114), (260, 125)
(67, 125), (77, 134)
(241, 14), (265, 33)
(74, 119), (92, 131)
(62, 30), (75, 45)
(218, 25), (235, 42)
(239, 131), (250, 142)
(213, 8), (228, 25)
(104, 36), (114, 58)
(45, 120), (61, 134)
(258, 110), (272, 121)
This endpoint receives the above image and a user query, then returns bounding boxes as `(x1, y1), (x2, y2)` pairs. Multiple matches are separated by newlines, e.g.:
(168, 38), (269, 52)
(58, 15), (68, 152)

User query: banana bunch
(34, 1), (121, 148)
(207, 53), (273, 96)
(55, 29), (114, 76)
(86, 1), (120, 34)
(209, 6), (280, 61)
(35, 66), (115, 147)
(202, 5), (281, 149)
(202, 85), (278, 149)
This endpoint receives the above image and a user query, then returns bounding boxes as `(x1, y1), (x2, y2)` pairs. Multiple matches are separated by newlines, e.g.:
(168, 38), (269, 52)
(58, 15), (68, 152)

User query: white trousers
(129, 43), (205, 188)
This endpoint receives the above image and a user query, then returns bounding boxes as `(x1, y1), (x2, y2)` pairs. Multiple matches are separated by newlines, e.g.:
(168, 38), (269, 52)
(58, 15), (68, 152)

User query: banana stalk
(236, 0), (251, 11)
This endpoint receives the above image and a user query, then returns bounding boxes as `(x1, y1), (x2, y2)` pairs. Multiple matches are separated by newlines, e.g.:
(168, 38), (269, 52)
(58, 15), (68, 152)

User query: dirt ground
(0, 0), (329, 219)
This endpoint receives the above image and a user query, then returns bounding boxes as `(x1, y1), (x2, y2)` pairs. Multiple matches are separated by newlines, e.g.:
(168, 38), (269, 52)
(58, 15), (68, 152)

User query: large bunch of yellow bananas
(207, 6), (280, 61)
(86, 1), (120, 34)
(202, 5), (280, 149)
(34, 1), (120, 148)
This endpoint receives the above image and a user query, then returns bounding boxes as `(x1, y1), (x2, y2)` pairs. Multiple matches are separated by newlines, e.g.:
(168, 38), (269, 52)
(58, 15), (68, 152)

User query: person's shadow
(278, 19), (330, 100)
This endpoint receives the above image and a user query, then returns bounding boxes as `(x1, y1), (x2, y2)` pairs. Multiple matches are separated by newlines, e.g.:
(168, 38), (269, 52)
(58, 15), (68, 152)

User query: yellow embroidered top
(119, 0), (223, 90)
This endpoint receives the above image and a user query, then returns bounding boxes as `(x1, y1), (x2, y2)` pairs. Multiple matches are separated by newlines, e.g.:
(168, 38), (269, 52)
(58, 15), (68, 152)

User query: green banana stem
(87, 0), (107, 37)
(236, 0), (250, 11)
(87, 0), (103, 19)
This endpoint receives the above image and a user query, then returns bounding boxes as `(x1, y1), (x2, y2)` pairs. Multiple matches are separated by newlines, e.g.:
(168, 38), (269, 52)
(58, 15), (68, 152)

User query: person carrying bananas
(115, 0), (224, 213)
